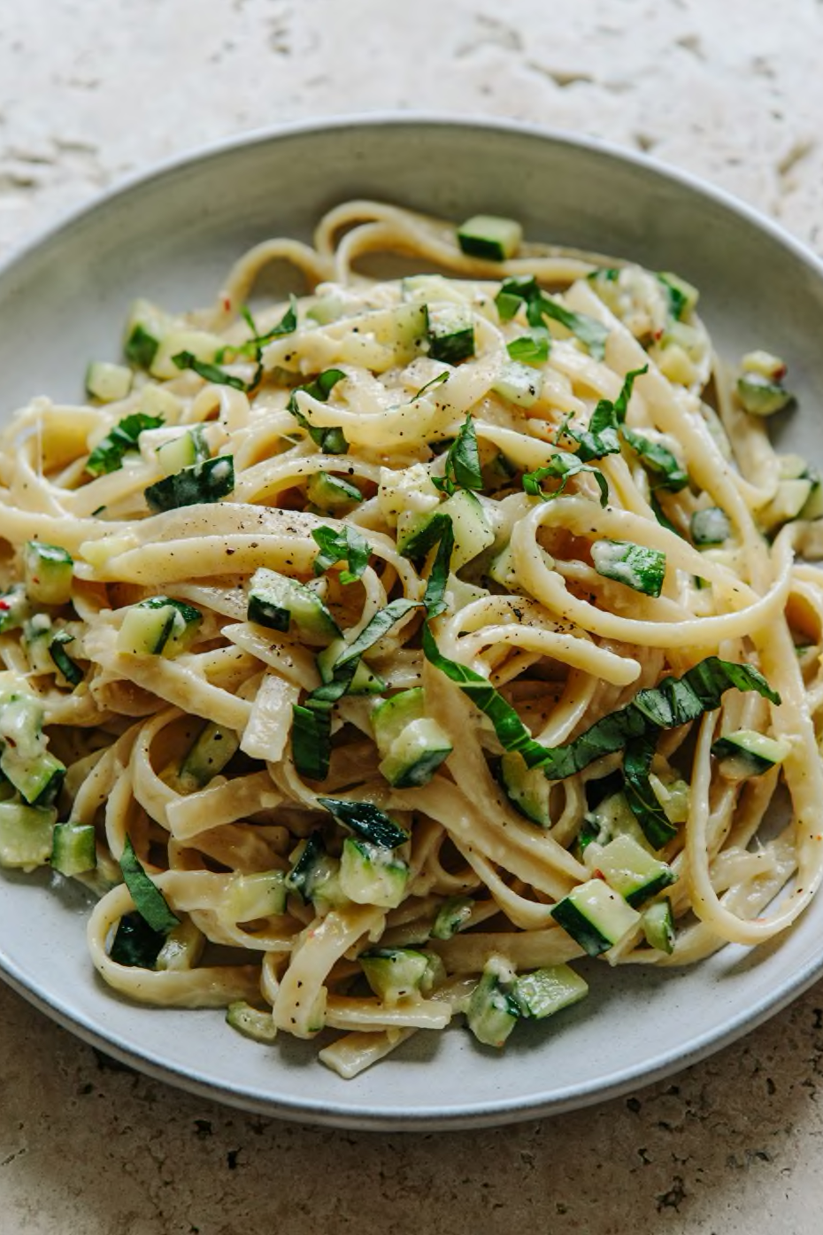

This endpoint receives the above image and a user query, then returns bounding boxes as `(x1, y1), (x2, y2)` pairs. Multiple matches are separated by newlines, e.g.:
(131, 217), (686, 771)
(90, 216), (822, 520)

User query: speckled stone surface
(2, 2), (823, 1231)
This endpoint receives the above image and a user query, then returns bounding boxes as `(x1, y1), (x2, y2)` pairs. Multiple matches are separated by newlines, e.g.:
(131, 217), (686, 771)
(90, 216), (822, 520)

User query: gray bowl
(1, 116), (822, 1130)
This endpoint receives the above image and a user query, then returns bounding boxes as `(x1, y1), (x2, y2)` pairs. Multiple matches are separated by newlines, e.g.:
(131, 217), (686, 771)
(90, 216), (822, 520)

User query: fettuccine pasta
(1, 200), (821, 1078)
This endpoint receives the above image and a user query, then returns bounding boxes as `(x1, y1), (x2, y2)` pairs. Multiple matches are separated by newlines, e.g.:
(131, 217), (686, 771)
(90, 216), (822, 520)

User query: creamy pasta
(0, 200), (821, 1078)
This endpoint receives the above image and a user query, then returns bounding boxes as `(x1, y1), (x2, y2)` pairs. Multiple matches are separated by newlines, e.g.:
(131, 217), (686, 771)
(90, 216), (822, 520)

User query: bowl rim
(2, 111), (823, 1130)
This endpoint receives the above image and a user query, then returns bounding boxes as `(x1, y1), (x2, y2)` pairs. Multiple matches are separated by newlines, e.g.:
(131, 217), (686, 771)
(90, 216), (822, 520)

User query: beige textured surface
(2, 2), (823, 1231)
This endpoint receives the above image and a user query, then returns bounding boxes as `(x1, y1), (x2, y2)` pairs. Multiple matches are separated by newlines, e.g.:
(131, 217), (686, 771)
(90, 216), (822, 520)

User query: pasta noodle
(1, 200), (822, 1077)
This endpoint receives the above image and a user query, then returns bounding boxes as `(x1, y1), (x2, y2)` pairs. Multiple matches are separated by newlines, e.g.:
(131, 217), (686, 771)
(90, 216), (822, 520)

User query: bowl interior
(1, 117), (822, 1129)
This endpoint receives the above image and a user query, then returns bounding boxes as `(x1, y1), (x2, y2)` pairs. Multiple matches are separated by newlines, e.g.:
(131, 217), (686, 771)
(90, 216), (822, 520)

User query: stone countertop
(1, 2), (823, 1231)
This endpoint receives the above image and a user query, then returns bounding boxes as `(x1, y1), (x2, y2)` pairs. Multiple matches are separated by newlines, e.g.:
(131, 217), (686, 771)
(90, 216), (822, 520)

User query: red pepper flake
(223, 297), (232, 312)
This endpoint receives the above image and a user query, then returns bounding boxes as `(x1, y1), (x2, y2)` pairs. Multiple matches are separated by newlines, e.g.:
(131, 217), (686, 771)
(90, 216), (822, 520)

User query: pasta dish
(0, 201), (821, 1079)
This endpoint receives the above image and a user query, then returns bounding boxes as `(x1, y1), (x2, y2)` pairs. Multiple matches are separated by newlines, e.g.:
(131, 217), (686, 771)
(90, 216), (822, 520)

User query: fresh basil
(412, 371), (450, 399)
(432, 414), (483, 495)
(564, 366), (648, 462)
(506, 329), (550, 366)
(86, 412), (164, 476)
(172, 350), (250, 391)
(109, 911), (167, 968)
(119, 836), (180, 933)
(423, 518), (455, 619)
(522, 452), (609, 508)
(316, 798), (409, 849)
(292, 599), (422, 780)
(495, 276), (609, 361)
(622, 736), (678, 848)
(287, 368), (348, 454)
(218, 297), (298, 362)
(311, 525), (371, 584)
(423, 626), (780, 788)
(622, 427), (688, 492)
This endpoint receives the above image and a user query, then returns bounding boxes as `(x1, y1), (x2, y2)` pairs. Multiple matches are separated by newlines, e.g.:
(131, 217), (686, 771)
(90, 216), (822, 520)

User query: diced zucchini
(226, 1001), (278, 1043)
(144, 454), (235, 512)
(800, 475), (823, 521)
(371, 688), (452, 788)
(737, 372), (793, 416)
(440, 490), (494, 570)
(499, 751), (551, 827)
(711, 728), (791, 780)
(369, 302), (430, 351)
(492, 360), (543, 408)
(117, 597), (202, 657)
(588, 833), (675, 908)
(512, 964), (589, 1018)
(740, 349), (786, 381)
(284, 832), (345, 908)
(427, 304), (475, 365)
(691, 507), (730, 546)
(430, 895), (474, 940)
(550, 878), (641, 956)
(0, 691), (65, 806)
(760, 478), (813, 529)
(85, 361), (133, 403)
(23, 542), (74, 605)
(124, 299), (172, 370)
(457, 214), (523, 262)
(138, 383), (182, 420)
(338, 837), (409, 909)
(154, 917), (205, 971)
(50, 821), (96, 876)
(378, 717), (452, 788)
(179, 720), (240, 789)
(156, 426), (210, 475)
(580, 790), (653, 854)
(23, 614), (54, 675)
(590, 538), (666, 597)
(0, 584), (30, 633)
(0, 800), (55, 869)
(359, 947), (441, 1002)
(377, 462), (440, 528)
(658, 271), (699, 319)
(642, 897), (675, 954)
(225, 870), (287, 921)
(305, 471), (363, 514)
(247, 567), (340, 643)
(465, 961), (520, 1048)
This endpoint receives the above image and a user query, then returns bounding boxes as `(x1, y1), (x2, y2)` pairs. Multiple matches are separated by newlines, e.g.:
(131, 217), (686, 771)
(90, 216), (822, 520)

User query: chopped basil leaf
(622, 427), (688, 492)
(422, 625), (549, 767)
(109, 911), (167, 968)
(219, 296), (298, 361)
(287, 368), (348, 454)
(49, 630), (83, 686)
(522, 452), (609, 508)
(172, 350), (250, 391)
(506, 330), (550, 366)
(564, 366), (648, 462)
(311, 525), (371, 584)
(432, 414), (483, 495)
(316, 797), (409, 849)
(424, 626), (780, 786)
(590, 539), (666, 597)
(691, 507), (730, 546)
(291, 702), (334, 781)
(332, 598), (422, 668)
(292, 599), (421, 780)
(495, 276), (609, 361)
(119, 836), (180, 933)
(622, 736), (678, 848)
(423, 517), (455, 619)
(86, 412), (164, 476)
